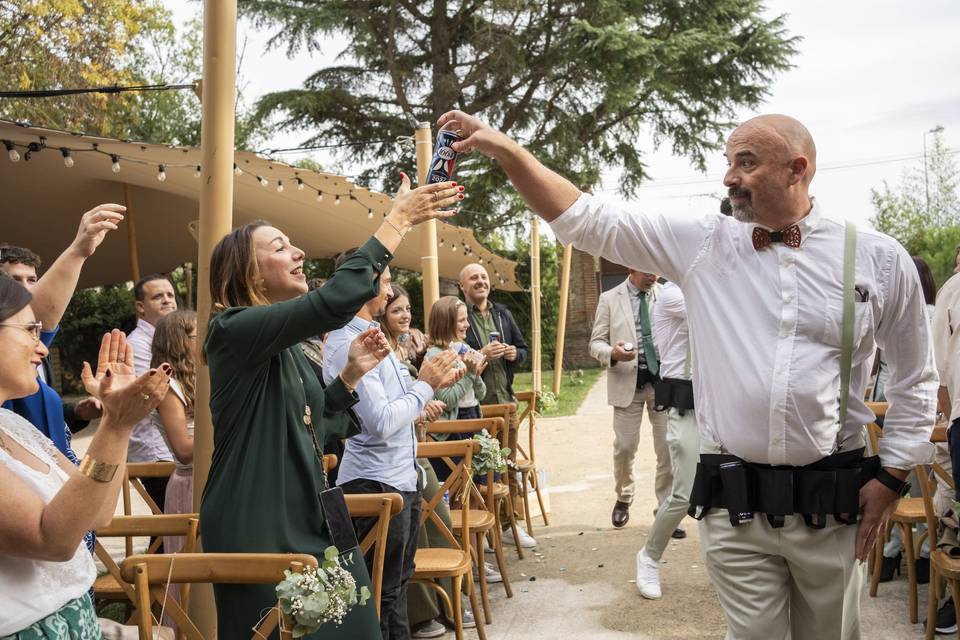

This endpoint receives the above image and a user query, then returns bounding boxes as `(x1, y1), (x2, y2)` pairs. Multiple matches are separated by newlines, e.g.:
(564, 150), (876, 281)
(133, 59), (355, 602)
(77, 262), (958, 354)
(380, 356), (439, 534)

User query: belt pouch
(833, 468), (862, 524)
(688, 462), (717, 519)
(654, 380), (672, 411)
(755, 468), (794, 528)
(796, 470), (836, 529)
(719, 461), (754, 526)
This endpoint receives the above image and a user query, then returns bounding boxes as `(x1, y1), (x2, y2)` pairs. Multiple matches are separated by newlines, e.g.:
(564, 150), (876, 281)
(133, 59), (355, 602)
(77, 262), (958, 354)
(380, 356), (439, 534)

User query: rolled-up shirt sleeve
(875, 245), (938, 469)
(549, 192), (717, 284)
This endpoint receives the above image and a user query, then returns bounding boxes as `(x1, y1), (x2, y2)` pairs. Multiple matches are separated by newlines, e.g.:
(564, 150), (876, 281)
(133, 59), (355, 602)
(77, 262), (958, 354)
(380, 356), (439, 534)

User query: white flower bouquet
(276, 546), (371, 637)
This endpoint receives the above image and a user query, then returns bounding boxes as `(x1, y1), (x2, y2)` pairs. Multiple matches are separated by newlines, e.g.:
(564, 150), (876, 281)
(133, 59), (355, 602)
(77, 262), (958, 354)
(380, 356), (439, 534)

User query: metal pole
(122, 184), (141, 283)
(530, 216), (542, 393)
(553, 243), (573, 397)
(415, 122), (440, 331)
(923, 131), (930, 217)
(191, 0), (237, 634)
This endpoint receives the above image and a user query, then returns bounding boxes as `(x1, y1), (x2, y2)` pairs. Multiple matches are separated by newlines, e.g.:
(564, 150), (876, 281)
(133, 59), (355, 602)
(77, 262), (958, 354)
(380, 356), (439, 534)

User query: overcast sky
(168, 0), (959, 229)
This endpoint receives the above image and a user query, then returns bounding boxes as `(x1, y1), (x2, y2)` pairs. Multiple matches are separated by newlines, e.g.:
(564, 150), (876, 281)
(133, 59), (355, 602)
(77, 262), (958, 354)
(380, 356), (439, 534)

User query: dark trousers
(950, 418), (960, 495)
(341, 478), (421, 640)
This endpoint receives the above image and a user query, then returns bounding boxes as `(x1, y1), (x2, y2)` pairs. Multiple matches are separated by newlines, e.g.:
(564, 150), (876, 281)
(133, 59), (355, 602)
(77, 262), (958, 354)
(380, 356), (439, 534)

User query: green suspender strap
(683, 337), (692, 380)
(838, 220), (857, 445)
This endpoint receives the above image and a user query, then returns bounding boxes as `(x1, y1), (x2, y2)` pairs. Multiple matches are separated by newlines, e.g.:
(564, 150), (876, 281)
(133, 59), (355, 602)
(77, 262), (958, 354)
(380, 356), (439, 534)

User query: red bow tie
(752, 224), (802, 251)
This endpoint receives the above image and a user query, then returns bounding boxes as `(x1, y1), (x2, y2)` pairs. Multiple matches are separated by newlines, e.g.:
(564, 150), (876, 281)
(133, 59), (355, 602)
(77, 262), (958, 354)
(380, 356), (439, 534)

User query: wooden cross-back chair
(121, 553), (316, 640)
(480, 402), (525, 559)
(322, 453), (338, 474)
(343, 492), (404, 617)
(411, 439), (486, 640)
(427, 417), (512, 624)
(93, 514), (199, 620)
(514, 390), (549, 534)
(122, 462), (177, 556)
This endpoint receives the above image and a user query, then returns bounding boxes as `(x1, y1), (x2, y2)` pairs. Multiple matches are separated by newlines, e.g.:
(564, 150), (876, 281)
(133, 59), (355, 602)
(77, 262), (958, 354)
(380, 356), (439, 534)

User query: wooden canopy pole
(553, 243), (573, 396)
(415, 122), (440, 331)
(122, 184), (141, 283)
(530, 216), (542, 393)
(191, 0), (237, 634)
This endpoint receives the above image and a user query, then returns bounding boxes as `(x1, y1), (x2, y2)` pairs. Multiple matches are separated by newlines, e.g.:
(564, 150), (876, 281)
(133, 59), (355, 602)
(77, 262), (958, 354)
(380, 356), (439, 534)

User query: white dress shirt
(933, 273), (960, 421)
(126, 318), (173, 463)
(652, 281), (690, 381)
(551, 194), (937, 469)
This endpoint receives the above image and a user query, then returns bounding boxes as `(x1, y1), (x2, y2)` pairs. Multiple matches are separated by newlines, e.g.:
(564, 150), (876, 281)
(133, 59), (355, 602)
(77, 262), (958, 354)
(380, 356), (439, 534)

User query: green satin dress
(200, 237), (392, 639)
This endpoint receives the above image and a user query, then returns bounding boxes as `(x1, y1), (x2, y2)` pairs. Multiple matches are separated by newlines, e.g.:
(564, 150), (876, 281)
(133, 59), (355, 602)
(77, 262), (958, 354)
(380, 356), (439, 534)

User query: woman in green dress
(200, 174), (464, 639)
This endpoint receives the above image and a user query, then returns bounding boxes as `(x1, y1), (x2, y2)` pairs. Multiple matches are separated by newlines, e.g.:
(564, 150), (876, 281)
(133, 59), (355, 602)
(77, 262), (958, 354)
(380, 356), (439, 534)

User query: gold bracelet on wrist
(79, 455), (119, 483)
(385, 218), (409, 239)
(340, 375), (358, 393)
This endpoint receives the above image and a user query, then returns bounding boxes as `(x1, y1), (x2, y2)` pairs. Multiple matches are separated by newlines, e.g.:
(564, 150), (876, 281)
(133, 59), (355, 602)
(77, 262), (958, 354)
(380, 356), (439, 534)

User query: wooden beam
(416, 122), (440, 330)
(553, 243), (573, 396)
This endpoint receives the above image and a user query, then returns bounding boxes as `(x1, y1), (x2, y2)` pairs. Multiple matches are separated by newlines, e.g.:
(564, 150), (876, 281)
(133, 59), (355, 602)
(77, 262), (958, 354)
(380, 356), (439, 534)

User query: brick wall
(561, 248), (600, 368)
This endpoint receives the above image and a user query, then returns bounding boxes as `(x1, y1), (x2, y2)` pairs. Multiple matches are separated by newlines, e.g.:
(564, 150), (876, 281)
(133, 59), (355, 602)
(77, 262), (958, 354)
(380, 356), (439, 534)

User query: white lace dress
(0, 408), (96, 635)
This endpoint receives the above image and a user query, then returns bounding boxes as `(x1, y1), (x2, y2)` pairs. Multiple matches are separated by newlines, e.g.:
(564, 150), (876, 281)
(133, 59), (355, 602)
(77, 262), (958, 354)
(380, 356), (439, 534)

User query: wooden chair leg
(452, 574), (464, 640)
(491, 522), (513, 598)
(870, 521), (889, 597)
(530, 465), (549, 526)
(520, 469), (535, 537)
(501, 493), (524, 560)
(466, 570), (487, 640)
(926, 564), (938, 640)
(950, 579), (960, 640)
(476, 532), (493, 624)
(903, 523), (918, 623)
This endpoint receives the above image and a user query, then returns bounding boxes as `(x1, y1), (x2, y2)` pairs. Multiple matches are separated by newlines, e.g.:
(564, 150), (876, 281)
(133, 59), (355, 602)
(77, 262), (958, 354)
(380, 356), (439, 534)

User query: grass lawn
(512, 366), (602, 417)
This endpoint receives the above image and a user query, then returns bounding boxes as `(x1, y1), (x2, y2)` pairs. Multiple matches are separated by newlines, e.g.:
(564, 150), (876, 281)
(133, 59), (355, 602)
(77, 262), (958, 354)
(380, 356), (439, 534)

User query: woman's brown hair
(209, 219), (272, 313)
(428, 296), (465, 348)
(151, 310), (198, 416)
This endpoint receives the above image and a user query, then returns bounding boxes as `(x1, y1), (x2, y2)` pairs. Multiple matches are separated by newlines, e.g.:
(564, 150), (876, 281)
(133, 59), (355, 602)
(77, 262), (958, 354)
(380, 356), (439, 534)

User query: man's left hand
(854, 472), (906, 562)
(503, 344), (518, 362)
(73, 397), (103, 422)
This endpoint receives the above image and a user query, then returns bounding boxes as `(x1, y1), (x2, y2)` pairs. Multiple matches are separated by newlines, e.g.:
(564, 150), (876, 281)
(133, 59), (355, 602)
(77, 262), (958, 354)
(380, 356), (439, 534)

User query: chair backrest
(322, 453), (338, 474)
(427, 417), (505, 512)
(123, 461), (177, 556)
(120, 553), (317, 640)
(480, 403), (518, 466)
(416, 440), (479, 560)
(95, 514), (199, 613)
(514, 390), (539, 462)
(865, 401), (888, 419)
(344, 492), (403, 617)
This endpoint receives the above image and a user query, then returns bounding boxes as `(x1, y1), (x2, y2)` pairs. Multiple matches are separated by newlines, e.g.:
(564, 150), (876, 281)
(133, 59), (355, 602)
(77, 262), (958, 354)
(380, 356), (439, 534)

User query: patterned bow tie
(752, 224), (802, 251)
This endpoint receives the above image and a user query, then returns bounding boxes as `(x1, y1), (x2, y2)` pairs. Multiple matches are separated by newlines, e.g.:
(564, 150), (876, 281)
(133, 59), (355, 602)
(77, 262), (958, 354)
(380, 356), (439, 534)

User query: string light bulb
(3, 141), (18, 162)
(257, 175), (268, 187)
(335, 195), (341, 205)
(233, 163), (243, 176)
(367, 209), (373, 219)
(60, 148), (74, 168)
(157, 164), (166, 182)
(316, 191), (324, 202)
(276, 180), (284, 193)
(110, 155), (121, 173)
(296, 178), (305, 191)
(194, 165), (202, 178)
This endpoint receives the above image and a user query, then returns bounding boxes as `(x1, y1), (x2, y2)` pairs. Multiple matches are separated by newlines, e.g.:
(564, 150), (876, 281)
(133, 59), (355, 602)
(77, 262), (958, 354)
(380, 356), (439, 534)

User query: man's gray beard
(732, 200), (756, 223)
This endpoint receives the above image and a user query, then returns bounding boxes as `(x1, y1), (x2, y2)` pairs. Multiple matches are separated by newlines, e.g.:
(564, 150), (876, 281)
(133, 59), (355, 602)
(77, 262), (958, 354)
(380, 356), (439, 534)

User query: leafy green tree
(871, 128), (960, 286)
(239, 0), (799, 239)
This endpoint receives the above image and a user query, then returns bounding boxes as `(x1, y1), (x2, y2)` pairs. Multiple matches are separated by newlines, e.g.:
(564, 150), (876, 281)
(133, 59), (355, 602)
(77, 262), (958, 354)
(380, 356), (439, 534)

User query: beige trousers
(612, 383), (671, 505)
(699, 508), (863, 640)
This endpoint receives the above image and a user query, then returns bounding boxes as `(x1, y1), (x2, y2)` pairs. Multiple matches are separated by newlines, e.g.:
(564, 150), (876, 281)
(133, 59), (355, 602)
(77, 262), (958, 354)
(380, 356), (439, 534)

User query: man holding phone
(589, 270), (672, 529)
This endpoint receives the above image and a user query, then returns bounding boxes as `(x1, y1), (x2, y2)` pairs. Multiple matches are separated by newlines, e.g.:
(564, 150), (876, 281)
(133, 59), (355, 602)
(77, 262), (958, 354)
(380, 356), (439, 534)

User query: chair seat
(514, 458), (533, 471)
(413, 548), (472, 577)
(477, 482), (510, 498)
(890, 497), (926, 523)
(450, 509), (495, 531)
(932, 549), (960, 580)
(93, 573), (125, 596)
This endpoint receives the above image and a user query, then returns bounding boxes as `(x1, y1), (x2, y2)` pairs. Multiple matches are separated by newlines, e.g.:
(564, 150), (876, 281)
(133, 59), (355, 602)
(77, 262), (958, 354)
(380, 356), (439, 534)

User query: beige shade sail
(0, 120), (521, 291)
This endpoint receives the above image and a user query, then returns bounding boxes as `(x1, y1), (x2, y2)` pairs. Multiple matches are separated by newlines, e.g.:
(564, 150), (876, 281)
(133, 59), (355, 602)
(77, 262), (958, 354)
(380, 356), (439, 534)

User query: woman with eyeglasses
(0, 273), (171, 637)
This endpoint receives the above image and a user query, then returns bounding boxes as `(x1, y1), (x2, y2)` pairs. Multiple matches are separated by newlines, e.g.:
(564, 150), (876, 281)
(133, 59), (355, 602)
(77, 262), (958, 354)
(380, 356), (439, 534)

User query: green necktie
(638, 291), (659, 376)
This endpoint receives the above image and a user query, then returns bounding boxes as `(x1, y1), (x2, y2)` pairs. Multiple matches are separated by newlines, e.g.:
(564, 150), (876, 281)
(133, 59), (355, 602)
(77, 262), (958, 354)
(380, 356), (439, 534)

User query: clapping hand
(81, 329), (170, 429)
(420, 400), (447, 423)
(342, 328), (391, 387)
(419, 350), (465, 390)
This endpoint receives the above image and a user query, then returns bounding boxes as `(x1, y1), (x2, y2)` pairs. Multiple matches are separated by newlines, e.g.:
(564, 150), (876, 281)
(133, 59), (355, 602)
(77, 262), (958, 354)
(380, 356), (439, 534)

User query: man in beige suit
(590, 270), (673, 529)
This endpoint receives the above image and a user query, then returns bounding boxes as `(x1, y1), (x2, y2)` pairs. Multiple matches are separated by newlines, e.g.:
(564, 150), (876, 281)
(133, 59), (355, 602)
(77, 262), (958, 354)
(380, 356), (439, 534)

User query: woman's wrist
(97, 415), (135, 434)
(339, 366), (361, 391)
(383, 213), (412, 237)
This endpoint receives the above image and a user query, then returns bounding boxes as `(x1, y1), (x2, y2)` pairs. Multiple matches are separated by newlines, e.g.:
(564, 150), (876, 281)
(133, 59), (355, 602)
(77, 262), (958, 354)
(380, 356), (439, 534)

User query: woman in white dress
(0, 274), (171, 638)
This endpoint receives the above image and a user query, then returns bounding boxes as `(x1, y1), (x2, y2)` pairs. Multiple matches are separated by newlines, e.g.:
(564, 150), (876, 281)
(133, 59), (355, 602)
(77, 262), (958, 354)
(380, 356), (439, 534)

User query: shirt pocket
(822, 297), (876, 363)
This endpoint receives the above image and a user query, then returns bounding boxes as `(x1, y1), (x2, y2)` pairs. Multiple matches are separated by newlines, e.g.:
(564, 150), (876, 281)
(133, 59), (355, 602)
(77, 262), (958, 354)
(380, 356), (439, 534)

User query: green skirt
(1, 594), (101, 639)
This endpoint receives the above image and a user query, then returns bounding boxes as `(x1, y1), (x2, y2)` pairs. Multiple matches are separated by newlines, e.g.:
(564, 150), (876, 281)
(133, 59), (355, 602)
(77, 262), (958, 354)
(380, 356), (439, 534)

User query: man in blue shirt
(325, 256), (459, 640)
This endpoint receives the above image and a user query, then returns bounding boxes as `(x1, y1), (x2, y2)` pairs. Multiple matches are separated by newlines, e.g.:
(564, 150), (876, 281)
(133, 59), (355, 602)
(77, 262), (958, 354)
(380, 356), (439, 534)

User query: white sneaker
(473, 561), (503, 583)
(502, 526), (537, 548)
(635, 547), (662, 600)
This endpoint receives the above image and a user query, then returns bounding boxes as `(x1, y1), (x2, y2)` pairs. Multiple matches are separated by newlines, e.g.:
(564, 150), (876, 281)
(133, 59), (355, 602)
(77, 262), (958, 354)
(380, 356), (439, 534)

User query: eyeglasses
(0, 320), (42, 342)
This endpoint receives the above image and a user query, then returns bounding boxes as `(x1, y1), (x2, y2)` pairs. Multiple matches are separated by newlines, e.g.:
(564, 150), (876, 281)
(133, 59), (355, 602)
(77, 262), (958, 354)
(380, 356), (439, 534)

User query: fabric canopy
(0, 120), (521, 291)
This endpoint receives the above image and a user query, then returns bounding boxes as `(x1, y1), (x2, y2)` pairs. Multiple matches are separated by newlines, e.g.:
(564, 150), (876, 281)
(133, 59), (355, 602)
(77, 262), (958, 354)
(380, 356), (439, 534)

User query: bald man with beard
(435, 111), (938, 639)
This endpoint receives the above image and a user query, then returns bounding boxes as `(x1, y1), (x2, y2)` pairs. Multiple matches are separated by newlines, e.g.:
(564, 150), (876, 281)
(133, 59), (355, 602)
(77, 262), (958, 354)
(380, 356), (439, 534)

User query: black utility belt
(687, 448), (881, 529)
(636, 367), (658, 389)
(654, 377), (694, 413)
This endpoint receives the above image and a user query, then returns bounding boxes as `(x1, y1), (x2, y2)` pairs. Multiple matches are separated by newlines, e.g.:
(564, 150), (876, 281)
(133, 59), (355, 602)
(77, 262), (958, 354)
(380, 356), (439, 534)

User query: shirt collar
(347, 315), (371, 332)
(136, 317), (156, 338)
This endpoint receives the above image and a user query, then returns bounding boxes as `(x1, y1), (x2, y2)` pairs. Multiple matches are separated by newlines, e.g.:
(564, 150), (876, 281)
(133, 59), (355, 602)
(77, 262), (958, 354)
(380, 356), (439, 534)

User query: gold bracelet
(385, 217), (409, 239)
(340, 375), (358, 393)
(78, 455), (119, 483)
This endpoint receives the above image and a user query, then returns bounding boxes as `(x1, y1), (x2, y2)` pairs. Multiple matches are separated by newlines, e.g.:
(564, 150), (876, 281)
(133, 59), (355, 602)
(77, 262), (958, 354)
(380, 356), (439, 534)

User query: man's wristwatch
(876, 468), (911, 497)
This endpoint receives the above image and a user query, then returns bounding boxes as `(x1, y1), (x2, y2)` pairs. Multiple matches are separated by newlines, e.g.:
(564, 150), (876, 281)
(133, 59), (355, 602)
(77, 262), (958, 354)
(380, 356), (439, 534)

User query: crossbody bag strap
(838, 220), (857, 442)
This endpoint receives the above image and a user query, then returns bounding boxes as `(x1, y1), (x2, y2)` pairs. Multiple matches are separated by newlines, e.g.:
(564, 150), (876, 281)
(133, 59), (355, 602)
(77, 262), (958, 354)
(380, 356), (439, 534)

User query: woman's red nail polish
(451, 182), (457, 186)
(458, 186), (465, 191)
(458, 194), (464, 200)
(105, 369), (112, 378)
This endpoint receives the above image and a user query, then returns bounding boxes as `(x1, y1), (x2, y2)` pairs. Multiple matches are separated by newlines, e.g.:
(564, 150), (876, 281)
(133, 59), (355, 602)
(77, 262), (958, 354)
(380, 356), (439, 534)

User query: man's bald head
(730, 114), (817, 183)
(459, 262), (491, 306)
